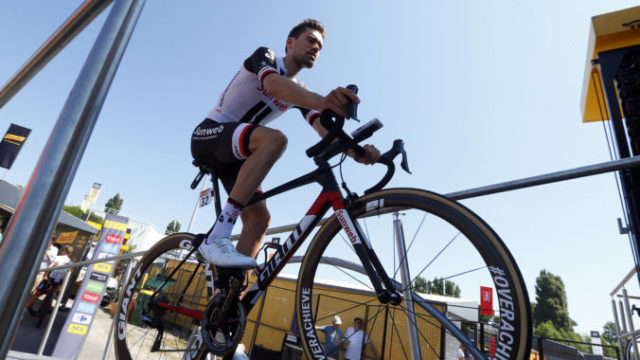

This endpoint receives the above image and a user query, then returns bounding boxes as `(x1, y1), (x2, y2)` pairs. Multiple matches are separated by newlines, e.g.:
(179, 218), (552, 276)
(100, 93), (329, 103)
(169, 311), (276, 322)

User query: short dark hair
(354, 317), (363, 323)
(288, 19), (326, 39)
(286, 19), (326, 53)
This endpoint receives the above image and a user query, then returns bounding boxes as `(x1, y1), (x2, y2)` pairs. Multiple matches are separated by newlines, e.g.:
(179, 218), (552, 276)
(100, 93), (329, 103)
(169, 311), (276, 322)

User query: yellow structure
(581, 6), (640, 122)
(151, 261), (447, 359)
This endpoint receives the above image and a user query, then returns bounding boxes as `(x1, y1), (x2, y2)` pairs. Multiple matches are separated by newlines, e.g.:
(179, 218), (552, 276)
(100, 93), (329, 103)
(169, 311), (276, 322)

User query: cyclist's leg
(227, 126), (287, 204)
(192, 121), (284, 268)
(236, 200), (270, 259)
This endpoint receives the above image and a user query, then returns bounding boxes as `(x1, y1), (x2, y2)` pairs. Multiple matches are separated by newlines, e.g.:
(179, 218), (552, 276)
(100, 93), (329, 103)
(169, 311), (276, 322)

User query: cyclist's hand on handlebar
(348, 144), (381, 165)
(320, 86), (360, 118)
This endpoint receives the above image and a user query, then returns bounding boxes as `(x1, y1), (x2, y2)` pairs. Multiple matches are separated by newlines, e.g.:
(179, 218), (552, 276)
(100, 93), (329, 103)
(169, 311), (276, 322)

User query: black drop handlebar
(304, 84), (412, 194)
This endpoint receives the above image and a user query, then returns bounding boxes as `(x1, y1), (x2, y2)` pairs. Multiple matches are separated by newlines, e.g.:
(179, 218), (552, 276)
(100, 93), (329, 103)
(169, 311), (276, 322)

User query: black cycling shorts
(191, 119), (262, 195)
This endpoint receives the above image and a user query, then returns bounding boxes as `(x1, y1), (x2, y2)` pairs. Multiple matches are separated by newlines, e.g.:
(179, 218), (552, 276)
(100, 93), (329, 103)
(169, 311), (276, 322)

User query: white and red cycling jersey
(206, 46), (320, 126)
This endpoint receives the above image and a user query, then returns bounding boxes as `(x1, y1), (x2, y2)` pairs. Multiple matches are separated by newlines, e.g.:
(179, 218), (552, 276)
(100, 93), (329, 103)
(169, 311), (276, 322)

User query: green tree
(602, 321), (618, 343)
(534, 320), (562, 339)
(414, 276), (428, 293)
(416, 277), (461, 298)
(63, 205), (103, 224)
(533, 270), (573, 332)
(601, 337), (619, 358)
(105, 194), (123, 215)
(165, 220), (181, 235)
(63, 205), (84, 218)
(601, 322), (620, 358)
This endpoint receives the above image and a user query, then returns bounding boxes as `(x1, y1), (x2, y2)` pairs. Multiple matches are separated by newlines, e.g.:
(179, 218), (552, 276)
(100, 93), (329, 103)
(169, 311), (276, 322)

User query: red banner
(480, 286), (494, 316)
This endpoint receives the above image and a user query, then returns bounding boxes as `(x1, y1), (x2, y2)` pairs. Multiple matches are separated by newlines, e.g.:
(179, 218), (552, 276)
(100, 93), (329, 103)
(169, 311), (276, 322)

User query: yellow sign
(4, 134), (25, 142)
(67, 323), (88, 335)
(104, 220), (127, 232)
(57, 231), (78, 244)
(87, 220), (101, 230)
(93, 263), (112, 273)
(581, 6), (640, 122)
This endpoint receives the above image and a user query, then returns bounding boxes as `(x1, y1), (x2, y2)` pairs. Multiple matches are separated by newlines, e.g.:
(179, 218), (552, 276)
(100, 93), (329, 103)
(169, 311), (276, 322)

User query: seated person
(26, 245), (73, 314)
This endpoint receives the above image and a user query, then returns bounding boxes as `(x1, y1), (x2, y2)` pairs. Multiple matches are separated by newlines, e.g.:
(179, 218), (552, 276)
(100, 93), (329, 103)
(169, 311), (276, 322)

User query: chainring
(200, 292), (246, 356)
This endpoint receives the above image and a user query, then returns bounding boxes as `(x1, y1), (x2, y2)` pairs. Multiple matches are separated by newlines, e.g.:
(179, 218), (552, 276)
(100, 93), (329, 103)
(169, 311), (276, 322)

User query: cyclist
(192, 19), (380, 269)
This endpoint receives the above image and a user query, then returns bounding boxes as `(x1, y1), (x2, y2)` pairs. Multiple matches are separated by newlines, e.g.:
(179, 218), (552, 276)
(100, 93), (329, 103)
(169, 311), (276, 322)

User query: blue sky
(1, 1), (639, 335)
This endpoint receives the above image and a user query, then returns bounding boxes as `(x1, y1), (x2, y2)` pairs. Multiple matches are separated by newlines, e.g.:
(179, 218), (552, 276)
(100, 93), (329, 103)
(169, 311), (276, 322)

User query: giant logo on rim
(118, 267), (142, 340)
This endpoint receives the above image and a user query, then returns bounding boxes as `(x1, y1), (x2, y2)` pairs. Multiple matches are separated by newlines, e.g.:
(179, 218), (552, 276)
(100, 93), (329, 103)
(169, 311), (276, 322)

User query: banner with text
(87, 182), (102, 203)
(480, 286), (494, 316)
(0, 123), (31, 169)
(53, 214), (129, 359)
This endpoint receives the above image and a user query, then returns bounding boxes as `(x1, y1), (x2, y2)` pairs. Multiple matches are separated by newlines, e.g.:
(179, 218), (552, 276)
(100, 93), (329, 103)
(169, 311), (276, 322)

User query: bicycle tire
(113, 233), (214, 360)
(295, 188), (531, 360)
(626, 334), (640, 360)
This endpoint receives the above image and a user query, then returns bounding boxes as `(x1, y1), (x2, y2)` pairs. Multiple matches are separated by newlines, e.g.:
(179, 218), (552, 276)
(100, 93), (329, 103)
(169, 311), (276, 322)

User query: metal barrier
(28, 251), (144, 357)
(611, 270), (640, 359)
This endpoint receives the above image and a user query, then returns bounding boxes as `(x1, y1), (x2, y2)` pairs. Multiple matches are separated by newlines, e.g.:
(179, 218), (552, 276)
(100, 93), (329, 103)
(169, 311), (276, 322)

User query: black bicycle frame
(153, 159), (398, 324)
(236, 160), (398, 313)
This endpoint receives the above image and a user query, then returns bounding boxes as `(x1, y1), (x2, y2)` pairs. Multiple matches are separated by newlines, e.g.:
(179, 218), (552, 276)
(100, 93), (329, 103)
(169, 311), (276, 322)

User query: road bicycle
(113, 87), (532, 360)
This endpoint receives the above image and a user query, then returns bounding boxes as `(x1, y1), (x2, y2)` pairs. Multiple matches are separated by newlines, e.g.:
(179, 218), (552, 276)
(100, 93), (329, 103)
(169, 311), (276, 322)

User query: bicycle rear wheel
(113, 233), (214, 360)
(295, 188), (531, 360)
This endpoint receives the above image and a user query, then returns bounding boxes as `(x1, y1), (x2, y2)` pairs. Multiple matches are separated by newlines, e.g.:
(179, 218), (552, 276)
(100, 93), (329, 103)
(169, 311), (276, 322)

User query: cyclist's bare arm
(263, 74), (359, 117)
(263, 74), (378, 162)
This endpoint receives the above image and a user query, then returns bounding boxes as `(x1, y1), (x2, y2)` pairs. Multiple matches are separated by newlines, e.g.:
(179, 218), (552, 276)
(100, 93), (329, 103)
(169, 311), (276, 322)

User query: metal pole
(624, 289), (640, 359)
(0, 0), (113, 109)
(622, 300), (630, 335)
(610, 267), (636, 296)
(37, 270), (73, 355)
(613, 298), (625, 359)
(188, 174), (209, 232)
(102, 258), (135, 360)
(446, 155), (640, 201)
(0, 0), (146, 356)
(393, 212), (422, 359)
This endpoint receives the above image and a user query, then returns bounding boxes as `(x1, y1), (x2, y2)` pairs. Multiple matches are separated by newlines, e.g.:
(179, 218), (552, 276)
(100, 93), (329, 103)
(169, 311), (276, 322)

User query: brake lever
(399, 146), (412, 174)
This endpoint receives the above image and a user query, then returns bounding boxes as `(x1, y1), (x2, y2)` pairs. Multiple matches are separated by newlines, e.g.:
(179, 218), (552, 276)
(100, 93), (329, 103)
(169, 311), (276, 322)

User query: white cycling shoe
(198, 237), (257, 269)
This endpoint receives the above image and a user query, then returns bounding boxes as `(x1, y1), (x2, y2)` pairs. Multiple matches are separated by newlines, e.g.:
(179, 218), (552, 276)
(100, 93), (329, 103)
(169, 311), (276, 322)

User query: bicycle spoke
(322, 257), (375, 291)
(394, 231), (461, 287)
(407, 264), (487, 294)
(115, 234), (211, 360)
(296, 190), (531, 360)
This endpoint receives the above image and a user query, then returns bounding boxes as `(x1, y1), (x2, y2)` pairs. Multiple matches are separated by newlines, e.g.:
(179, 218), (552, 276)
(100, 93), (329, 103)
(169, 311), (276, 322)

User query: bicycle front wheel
(113, 233), (214, 360)
(626, 334), (640, 360)
(295, 188), (531, 360)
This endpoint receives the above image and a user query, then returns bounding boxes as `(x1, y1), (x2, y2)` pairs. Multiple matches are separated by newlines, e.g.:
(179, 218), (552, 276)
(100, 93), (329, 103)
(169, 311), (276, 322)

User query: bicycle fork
(335, 208), (402, 305)
(339, 209), (488, 360)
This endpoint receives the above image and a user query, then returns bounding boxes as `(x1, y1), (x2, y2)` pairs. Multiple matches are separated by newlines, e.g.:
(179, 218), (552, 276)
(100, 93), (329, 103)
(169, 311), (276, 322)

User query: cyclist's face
(287, 28), (323, 68)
